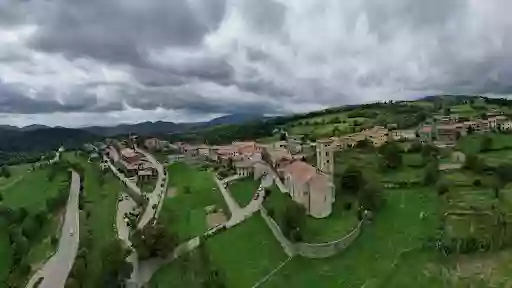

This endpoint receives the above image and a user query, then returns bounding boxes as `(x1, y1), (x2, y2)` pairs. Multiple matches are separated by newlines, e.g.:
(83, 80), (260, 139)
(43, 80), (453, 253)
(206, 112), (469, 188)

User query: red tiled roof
(282, 161), (317, 185)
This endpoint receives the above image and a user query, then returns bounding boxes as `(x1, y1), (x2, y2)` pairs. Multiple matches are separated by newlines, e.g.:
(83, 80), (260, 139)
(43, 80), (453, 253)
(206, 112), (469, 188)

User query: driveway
(26, 171), (81, 288)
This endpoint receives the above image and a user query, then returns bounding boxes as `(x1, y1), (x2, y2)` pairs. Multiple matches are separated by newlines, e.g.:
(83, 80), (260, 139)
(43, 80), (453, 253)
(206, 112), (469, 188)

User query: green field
(457, 133), (512, 155)
(2, 168), (65, 212)
(151, 215), (287, 288)
(159, 163), (229, 241)
(0, 163), (32, 188)
(0, 165), (68, 286)
(227, 177), (260, 207)
(263, 188), (442, 287)
(451, 104), (477, 115)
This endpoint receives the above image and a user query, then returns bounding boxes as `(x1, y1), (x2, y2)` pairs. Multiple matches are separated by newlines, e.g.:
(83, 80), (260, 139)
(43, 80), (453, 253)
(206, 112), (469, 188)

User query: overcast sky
(1, 0), (512, 127)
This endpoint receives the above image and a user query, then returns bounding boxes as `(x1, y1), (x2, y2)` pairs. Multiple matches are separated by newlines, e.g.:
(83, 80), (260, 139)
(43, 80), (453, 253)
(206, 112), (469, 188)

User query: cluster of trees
(270, 200), (307, 242)
(175, 242), (226, 288)
(378, 142), (402, 169)
(131, 224), (179, 260)
(0, 166), (11, 178)
(67, 238), (132, 287)
(167, 120), (275, 145)
(0, 151), (55, 167)
(0, 171), (71, 287)
(339, 165), (384, 212)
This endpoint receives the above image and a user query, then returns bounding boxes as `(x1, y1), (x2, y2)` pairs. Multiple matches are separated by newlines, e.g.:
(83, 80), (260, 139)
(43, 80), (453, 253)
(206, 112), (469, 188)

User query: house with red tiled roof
(419, 125), (433, 143)
(282, 161), (334, 218)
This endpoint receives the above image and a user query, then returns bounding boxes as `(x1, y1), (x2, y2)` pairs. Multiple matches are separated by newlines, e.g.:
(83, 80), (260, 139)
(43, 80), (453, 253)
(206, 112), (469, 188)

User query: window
(325, 152), (329, 156)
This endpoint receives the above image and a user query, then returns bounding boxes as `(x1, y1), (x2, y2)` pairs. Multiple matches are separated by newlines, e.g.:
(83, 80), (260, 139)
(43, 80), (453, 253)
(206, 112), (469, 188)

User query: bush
(473, 179), (482, 187)
(437, 181), (450, 195)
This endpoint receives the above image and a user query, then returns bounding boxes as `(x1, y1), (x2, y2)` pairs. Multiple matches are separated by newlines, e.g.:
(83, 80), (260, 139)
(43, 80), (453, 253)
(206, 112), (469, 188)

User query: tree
(480, 135), (493, 152)
(436, 180), (450, 195)
(100, 239), (133, 285)
(423, 161), (439, 185)
(358, 181), (384, 211)
(355, 139), (372, 149)
(0, 166), (11, 178)
(409, 140), (423, 153)
(131, 224), (178, 260)
(340, 165), (365, 196)
(378, 142), (402, 169)
(21, 216), (40, 240)
(463, 154), (485, 172)
(421, 144), (439, 159)
(280, 201), (306, 242)
(279, 133), (287, 141)
(495, 163), (512, 184)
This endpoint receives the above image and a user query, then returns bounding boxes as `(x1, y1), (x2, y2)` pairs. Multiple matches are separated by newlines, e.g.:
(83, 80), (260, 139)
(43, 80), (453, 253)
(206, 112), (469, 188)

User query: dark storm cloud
(0, 82), (92, 113)
(4, 0), (512, 126)
(30, 0), (226, 65)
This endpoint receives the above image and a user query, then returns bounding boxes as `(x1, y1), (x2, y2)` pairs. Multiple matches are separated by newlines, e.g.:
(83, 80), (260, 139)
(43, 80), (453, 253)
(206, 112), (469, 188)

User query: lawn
(381, 167), (424, 183)
(206, 215), (288, 287)
(139, 177), (157, 194)
(159, 162), (229, 241)
(227, 177), (260, 207)
(151, 215), (288, 288)
(264, 186), (359, 243)
(263, 187), (442, 287)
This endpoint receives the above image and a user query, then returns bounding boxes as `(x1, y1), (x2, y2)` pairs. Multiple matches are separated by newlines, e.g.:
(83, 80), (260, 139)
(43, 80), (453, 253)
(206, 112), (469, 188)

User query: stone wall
(260, 208), (295, 257)
(260, 207), (363, 258)
(295, 221), (362, 258)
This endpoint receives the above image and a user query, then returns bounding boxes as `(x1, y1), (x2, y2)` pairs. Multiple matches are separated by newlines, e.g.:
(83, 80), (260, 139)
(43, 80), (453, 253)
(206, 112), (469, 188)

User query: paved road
(135, 147), (167, 229)
(116, 192), (139, 287)
(214, 174), (269, 227)
(26, 171), (80, 288)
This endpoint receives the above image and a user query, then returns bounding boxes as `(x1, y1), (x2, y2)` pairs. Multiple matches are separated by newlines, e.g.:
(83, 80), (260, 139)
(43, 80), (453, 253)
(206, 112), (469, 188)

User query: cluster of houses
(169, 138), (336, 219)
(105, 139), (158, 182)
(419, 113), (512, 145)
(325, 112), (512, 151)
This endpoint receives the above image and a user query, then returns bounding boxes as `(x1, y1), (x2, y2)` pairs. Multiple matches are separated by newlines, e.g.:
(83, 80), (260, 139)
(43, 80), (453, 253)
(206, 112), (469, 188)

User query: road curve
(135, 147), (167, 229)
(26, 170), (81, 288)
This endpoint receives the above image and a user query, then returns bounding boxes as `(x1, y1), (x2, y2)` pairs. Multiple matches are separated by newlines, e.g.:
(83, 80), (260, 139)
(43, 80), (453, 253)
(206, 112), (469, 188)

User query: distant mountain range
(0, 113), (266, 137)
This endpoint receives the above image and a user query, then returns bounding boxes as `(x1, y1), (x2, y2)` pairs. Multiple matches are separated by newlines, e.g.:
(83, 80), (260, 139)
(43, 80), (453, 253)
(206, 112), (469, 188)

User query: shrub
(473, 179), (482, 187)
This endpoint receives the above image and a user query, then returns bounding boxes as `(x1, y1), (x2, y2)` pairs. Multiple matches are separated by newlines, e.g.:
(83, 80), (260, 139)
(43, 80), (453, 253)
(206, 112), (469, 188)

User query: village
(73, 102), (512, 287)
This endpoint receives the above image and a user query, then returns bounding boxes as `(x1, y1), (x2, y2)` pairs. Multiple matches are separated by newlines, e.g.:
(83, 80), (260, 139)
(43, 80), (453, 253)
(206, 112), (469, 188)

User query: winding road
(26, 170), (81, 288)
(135, 147), (167, 229)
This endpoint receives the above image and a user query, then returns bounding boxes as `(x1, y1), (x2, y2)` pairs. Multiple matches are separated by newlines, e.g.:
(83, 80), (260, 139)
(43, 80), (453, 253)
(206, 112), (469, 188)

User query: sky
(1, 0), (512, 127)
